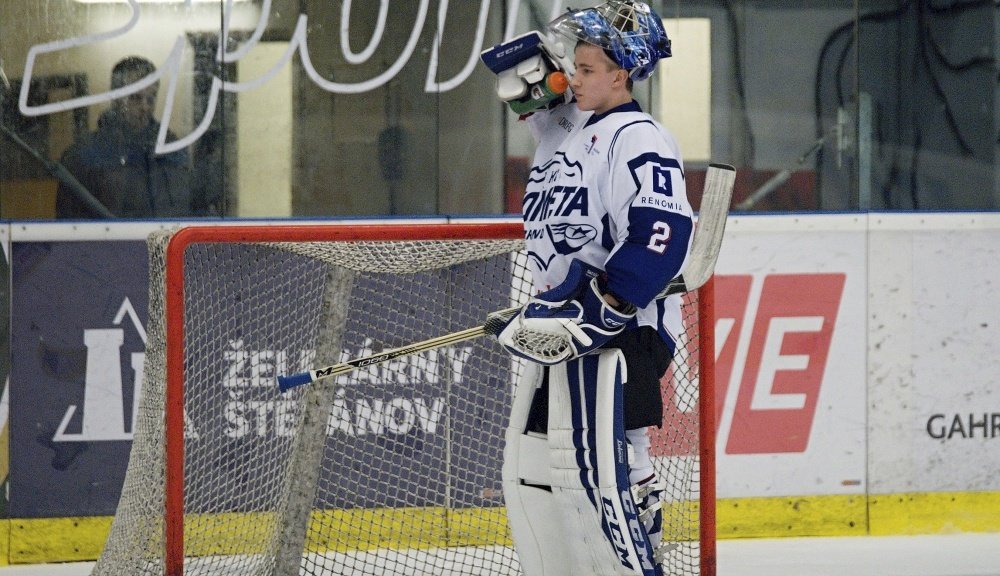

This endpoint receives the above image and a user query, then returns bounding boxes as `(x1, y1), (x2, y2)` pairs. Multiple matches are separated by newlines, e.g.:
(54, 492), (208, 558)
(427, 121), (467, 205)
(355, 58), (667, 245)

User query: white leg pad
(548, 350), (659, 576)
(502, 361), (574, 576)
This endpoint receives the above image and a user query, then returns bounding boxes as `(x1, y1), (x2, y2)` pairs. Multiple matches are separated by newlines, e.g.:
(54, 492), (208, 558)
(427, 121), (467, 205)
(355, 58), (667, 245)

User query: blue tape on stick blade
(277, 372), (313, 392)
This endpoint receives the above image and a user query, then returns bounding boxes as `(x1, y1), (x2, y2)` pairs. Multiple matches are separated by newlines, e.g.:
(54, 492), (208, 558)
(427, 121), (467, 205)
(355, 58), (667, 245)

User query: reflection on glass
(0, 0), (996, 219)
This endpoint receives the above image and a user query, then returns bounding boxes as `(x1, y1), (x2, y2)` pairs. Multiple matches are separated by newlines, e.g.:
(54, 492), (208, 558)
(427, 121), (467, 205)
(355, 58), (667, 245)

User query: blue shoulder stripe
(607, 120), (655, 164)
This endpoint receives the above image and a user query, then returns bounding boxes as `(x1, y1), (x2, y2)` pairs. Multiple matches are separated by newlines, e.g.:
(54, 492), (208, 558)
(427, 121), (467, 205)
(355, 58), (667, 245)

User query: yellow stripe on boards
(869, 491), (1000, 535)
(446, 506), (512, 548)
(0, 422), (9, 493)
(303, 507), (512, 552)
(3, 507), (512, 564)
(184, 511), (277, 556)
(304, 507), (448, 553)
(717, 495), (868, 538)
(6, 493), (1000, 564)
(9, 516), (112, 564)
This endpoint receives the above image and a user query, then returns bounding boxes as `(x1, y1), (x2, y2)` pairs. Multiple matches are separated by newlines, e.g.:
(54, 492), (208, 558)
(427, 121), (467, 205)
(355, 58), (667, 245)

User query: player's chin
(574, 97), (593, 111)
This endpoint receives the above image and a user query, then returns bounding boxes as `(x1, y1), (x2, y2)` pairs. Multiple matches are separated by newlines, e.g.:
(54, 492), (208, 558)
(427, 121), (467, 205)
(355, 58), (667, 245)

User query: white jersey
(522, 99), (694, 346)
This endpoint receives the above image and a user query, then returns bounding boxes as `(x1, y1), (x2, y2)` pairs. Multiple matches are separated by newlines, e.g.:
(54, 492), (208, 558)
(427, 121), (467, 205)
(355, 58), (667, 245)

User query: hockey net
(93, 222), (715, 576)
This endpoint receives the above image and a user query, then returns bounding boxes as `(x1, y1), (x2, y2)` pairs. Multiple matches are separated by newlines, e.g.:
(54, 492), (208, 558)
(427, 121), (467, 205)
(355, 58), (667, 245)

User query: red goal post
(94, 221), (716, 576)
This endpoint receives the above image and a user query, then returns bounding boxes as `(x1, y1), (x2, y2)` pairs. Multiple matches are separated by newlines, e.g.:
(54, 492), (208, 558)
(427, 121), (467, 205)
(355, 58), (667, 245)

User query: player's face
(571, 43), (629, 115)
(118, 70), (158, 133)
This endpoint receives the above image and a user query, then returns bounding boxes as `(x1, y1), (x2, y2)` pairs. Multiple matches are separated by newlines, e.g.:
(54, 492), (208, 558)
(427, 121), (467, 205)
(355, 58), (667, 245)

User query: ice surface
(0, 534), (998, 576)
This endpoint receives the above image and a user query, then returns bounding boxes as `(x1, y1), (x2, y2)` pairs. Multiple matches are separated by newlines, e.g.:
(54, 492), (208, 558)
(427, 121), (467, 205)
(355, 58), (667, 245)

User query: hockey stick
(276, 163), (735, 392)
(670, 163), (737, 292)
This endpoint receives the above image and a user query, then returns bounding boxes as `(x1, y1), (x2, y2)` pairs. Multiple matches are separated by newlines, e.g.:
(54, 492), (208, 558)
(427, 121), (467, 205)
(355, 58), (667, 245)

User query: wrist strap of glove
(596, 275), (637, 315)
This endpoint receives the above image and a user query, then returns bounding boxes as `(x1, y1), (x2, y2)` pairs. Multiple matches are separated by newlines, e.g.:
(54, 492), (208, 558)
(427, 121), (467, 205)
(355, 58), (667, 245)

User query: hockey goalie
(481, 2), (686, 575)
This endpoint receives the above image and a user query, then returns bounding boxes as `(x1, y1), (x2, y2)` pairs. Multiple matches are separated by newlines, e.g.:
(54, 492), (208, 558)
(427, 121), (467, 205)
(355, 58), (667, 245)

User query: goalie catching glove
(489, 260), (637, 365)
(480, 31), (574, 115)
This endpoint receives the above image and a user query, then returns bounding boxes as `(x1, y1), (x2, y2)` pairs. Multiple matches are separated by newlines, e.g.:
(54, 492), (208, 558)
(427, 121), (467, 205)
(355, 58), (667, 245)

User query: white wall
(866, 215), (1000, 493)
(712, 213), (1000, 497)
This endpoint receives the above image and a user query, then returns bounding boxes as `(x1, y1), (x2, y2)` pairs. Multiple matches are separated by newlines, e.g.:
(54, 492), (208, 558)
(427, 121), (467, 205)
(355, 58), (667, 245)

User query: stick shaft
(276, 311), (514, 392)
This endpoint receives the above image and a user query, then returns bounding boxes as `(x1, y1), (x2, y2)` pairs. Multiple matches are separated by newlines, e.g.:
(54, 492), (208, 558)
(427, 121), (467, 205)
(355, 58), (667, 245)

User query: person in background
(56, 56), (193, 218)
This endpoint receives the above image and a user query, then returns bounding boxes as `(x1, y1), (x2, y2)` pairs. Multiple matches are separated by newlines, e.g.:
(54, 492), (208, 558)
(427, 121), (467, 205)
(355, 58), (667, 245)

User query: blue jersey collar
(584, 99), (643, 127)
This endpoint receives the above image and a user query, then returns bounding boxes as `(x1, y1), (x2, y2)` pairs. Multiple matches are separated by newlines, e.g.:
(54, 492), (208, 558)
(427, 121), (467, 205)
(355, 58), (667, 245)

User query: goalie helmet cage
(92, 222), (716, 576)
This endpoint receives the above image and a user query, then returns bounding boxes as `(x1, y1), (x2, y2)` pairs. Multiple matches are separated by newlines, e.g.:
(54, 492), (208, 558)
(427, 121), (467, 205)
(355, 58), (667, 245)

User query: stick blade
(682, 163), (736, 290)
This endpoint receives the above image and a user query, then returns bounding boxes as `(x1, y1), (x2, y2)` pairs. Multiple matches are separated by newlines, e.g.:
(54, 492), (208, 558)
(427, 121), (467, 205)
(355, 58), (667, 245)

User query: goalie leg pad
(548, 351), (660, 576)
(502, 361), (574, 576)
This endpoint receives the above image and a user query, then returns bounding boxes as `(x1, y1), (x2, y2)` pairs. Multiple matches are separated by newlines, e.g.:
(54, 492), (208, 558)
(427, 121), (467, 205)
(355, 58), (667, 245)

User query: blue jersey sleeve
(605, 208), (693, 307)
(603, 122), (694, 308)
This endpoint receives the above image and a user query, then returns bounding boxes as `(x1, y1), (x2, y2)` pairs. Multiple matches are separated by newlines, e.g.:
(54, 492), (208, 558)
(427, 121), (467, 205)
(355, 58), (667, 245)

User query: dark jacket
(56, 109), (192, 218)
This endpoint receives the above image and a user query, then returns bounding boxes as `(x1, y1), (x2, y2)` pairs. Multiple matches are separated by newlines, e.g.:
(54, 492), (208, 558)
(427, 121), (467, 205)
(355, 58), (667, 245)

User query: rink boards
(1, 214), (999, 564)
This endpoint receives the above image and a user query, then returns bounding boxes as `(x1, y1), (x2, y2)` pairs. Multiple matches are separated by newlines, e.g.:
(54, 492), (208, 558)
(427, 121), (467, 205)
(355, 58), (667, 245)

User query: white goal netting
(92, 223), (710, 576)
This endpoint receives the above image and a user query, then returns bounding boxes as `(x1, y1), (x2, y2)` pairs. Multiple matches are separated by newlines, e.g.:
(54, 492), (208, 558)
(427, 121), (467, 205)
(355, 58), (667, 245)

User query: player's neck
(593, 91), (633, 116)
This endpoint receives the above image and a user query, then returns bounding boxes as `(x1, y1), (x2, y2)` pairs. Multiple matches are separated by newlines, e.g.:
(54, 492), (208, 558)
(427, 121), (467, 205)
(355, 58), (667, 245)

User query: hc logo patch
(627, 153), (682, 197)
(653, 165), (673, 196)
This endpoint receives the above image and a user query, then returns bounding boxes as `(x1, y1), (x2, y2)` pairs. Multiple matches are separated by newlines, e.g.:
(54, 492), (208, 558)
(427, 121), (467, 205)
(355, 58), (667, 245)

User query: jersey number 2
(647, 221), (671, 254)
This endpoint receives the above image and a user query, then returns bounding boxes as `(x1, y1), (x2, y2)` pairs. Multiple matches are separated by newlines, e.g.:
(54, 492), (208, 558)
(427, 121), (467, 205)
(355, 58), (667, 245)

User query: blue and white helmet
(549, 1), (672, 82)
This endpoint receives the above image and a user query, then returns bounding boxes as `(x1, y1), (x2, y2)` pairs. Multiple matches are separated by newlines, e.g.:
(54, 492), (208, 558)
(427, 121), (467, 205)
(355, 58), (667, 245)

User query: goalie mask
(549, 0), (672, 82)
